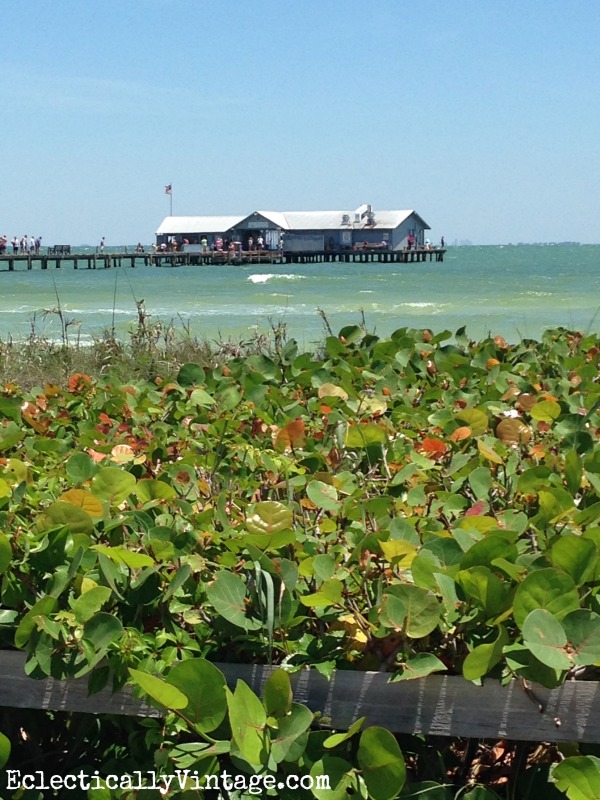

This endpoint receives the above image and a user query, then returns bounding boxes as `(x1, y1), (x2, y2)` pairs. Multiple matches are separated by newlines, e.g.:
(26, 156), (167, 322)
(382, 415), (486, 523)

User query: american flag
(165, 184), (172, 195)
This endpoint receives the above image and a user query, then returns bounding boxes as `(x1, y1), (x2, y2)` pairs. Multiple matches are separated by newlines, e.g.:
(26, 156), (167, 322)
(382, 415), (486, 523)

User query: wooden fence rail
(1, 651), (599, 743)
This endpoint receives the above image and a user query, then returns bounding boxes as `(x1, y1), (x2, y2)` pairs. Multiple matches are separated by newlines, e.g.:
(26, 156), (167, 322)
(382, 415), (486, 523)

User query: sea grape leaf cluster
(0, 324), (599, 796)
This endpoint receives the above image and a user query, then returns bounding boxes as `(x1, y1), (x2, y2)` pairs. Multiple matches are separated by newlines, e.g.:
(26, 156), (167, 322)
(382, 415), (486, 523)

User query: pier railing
(0, 248), (446, 272)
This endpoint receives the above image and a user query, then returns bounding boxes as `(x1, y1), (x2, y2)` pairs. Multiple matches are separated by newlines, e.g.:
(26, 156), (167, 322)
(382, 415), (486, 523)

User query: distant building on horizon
(155, 204), (431, 252)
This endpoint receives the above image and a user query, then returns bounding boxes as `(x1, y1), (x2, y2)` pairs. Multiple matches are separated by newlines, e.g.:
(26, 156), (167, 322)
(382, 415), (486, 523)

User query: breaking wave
(247, 273), (305, 284)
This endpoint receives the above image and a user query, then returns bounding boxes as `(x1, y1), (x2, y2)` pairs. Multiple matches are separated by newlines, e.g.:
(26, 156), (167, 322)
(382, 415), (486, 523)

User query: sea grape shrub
(0, 325), (598, 689)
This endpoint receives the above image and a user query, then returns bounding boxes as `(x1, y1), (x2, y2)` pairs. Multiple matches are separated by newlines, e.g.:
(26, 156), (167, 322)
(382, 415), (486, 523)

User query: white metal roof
(156, 208), (430, 235)
(156, 215), (244, 235)
(278, 210), (422, 230)
(253, 211), (290, 229)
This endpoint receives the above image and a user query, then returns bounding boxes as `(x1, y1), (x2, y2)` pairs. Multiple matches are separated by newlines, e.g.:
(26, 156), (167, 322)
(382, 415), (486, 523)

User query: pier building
(155, 204), (431, 253)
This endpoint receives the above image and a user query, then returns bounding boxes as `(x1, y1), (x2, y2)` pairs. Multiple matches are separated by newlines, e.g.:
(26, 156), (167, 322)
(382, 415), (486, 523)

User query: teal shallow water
(0, 245), (598, 345)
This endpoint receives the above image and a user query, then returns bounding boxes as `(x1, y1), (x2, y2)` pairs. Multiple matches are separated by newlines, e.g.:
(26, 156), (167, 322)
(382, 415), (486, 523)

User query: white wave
(247, 273), (305, 284)
(65, 307), (134, 315)
(398, 302), (444, 309)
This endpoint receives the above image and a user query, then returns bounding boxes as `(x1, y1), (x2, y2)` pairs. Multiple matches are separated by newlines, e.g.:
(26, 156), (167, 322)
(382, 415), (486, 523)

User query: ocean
(0, 245), (598, 347)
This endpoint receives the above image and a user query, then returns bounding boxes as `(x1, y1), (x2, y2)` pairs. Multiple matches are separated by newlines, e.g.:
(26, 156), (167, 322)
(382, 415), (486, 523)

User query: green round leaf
(310, 756), (356, 800)
(263, 668), (293, 718)
(460, 536), (518, 569)
(71, 586), (112, 624)
(550, 535), (597, 585)
(218, 384), (242, 411)
(318, 382), (349, 401)
(456, 407), (489, 436)
(129, 668), (188, 710)
(270, 702), (313, 764)
(307, 480), (341, 512)
(92, 544), (154, 569)
(226, 680), (267, 765)
(136, 478), (177, 503)
(299, 578), (344, 608)
(66, 452), (98, 483)
(345, 422), (387, 448)
(395, 653), (447, 681)
(522, 609), (571, 670)
(207, 571), (261, 631)
(91, 467), (136, 505)
(83, 612), (124, 652)
(188, 387), (215, 407)
(0, 731), (10, 770)
(338, 324), (363, 344)
(563, 610), (600, 666)
(167, 658), (227, 732)
(0, 532), (11, 574)
(42, 501), (95, 535)
(530, 399), (561, 422)
(552, 755), (600, 800)
(357, 726), (406, 800)
(513, 568), (580, 629)
(246, 501), (293, 536)
(177, 362), (205, 386)
(15, 596), (58, 649)
(456, 567), (511, 619)
(379, 585), (441, 639)
(463, 627), (508, 681)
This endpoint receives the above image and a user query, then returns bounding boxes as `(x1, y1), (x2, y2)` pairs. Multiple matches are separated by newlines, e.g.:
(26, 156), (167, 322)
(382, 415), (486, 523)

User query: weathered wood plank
(222, 664), (600, 743)
(0, 652), (161, 718)
(1, 652), (599, 742)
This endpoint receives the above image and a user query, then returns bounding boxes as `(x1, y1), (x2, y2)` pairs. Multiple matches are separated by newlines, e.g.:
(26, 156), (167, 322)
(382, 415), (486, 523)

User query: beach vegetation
(0, 322), (599, 797)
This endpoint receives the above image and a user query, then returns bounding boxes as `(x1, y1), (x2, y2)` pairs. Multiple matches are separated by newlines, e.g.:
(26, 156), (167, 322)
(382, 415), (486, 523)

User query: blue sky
(2, 0), (599, 245)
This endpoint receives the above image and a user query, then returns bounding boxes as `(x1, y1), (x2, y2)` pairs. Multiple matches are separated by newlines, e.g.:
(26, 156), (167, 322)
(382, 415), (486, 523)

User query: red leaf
(421, 437), (447, 457)
(465, 500), (488, 517)
(274, 418), (305, 451)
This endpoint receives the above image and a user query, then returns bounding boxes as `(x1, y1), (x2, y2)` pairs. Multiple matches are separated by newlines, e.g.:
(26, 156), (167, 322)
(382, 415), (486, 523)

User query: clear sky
(2, 0), (599, 245)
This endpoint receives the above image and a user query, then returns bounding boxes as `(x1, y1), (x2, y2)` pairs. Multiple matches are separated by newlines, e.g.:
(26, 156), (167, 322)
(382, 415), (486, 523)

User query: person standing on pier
(99, 237), (105, 253)
(11, 237), (18, 254)
(407, 233), (415, 250)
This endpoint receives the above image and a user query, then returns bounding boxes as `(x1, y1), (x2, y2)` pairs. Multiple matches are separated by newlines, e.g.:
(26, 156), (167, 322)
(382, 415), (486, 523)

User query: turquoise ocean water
(0, 245), (598, 347)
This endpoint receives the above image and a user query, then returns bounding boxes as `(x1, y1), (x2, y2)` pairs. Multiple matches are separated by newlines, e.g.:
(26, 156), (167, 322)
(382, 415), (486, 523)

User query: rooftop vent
(341, 213), (350, 225)
(354, 213), (361, 224)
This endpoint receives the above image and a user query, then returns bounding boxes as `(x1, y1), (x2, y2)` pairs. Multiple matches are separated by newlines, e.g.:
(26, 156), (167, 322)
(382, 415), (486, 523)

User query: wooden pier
(0, 247), (445, 272)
